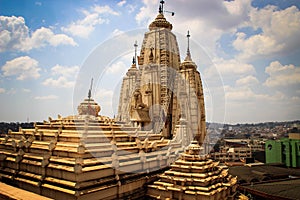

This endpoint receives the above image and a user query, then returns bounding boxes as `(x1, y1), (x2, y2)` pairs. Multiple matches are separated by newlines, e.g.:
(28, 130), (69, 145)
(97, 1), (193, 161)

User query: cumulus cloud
(43, 76), (75, 88)
(43, 65), (79, 88)
(0, 16), (77, 52)
(51, 64), (79, 77)
(22, 88), (31, 93)
(35, 1), (42, 6)
(135, 0), (252, 52)
(205, 58), (255, 79)
(42, 64), (79, 88)
(223, 84), (293, 123)
(28, 27), (77, 48)
(95, 88), (114, 115)
(117, 0), (126, 7)
(224, 85), (284, 102)
(135, 0), (157, 25)
(236, 75), (259, 86)
(233, 5), (300, 60)
(62, 13), (107, 38)
(34, 95), (58, 100)
(264, 61), (300, 87)
(93, 5), (120, 16)
(1, 56), (41, 80)
(112, 29), (125, 37)
(106, 61), (127, 74)
(62, 5), (119, 38)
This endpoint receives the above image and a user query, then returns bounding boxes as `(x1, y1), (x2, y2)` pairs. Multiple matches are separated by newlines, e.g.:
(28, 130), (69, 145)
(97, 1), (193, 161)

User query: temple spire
(88, 78), (93, 100)
(133, 41), (138, 64)
(185, 30), (192, 61)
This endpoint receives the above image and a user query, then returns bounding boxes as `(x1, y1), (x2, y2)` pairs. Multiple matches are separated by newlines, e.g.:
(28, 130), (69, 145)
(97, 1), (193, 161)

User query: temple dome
(77, 98), (101, 117)
(180, 58), (197, 70)
(149, 13), (172, 31)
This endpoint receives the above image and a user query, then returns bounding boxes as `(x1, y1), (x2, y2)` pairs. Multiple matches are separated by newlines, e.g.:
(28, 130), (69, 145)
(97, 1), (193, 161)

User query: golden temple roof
(147, 141), (238, 199)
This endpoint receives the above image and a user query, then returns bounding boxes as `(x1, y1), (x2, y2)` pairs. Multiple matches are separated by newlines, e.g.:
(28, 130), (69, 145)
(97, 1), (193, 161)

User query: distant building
(265, 136), (300, 168)
(210, 139), (265, 163)
(229, 164), (300, 200)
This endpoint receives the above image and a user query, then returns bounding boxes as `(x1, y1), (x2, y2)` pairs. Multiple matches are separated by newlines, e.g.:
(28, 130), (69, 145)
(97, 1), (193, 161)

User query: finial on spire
(133, 41), (138, 64)
(88, 78), (93, 100)
(159, 0), (165, 14)
(186, 30), (191, 59)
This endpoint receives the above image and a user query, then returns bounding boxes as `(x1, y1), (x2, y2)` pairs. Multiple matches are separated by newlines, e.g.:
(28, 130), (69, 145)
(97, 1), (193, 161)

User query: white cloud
(0, 16), (77, 52)
(236, 75), (259, 86)
(51, 64), (79, 77)
(27, 27), (77, 49)
(0, 88), (5, 93)
(43, 76), (75, 88)
(62, 13), (107, 38)
(117, 0), (126, 7)
(62, 5), (119, 38)
(233, 5), (300, 60)
(112, 29), (125, 37)
(34, 95), (58, 100)
(205, 58), (255, 78)
(0, 16), (28, 52)
(127, 4), (136, 13)
(1, 56), (41, 80)
(224, 85), (284, 102)
(222, 83), (299, 123)
(93, 5), (120, 16)
(106, 61), (127, 74)
(135, 0), (157, 25)
(95, 88), (114, 115)
(22, 88), (31, 93)
(135, 0), (252, 53)
(43, 64), (80, 89)
(95, 88), (114, 99)
(264, 61), (300, 87)
(35, 1), (42, 6)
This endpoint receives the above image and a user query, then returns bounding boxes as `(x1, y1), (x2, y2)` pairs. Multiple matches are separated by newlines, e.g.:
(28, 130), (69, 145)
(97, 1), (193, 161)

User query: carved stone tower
(117, 2), (206, 144)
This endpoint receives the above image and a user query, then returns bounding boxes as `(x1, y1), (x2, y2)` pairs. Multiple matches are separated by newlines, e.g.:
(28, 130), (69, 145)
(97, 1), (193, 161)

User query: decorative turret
(147, 141), (238, 199)
(178, 31), (206, 144)
(77, 78), (101, 117)
(77, 98), (101, 117)
(126, 56), (139, 76)
(180, 30), (197, 70)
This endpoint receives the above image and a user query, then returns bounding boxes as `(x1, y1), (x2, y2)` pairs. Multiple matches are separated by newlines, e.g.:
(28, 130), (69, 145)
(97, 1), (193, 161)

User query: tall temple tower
(118, 1), (206, 144)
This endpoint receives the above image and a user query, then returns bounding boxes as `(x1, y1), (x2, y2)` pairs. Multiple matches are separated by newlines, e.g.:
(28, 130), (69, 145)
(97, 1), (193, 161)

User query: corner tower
(177, 31), (206, 144)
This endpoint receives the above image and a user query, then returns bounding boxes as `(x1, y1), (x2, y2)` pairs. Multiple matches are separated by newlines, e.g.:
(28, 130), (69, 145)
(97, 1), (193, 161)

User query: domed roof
(77, 98), (101, 117)
(149, 13), (172, 31)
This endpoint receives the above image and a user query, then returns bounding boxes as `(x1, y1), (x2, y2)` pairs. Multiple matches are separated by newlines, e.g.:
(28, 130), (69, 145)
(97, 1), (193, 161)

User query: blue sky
(0, 0), (300, 124)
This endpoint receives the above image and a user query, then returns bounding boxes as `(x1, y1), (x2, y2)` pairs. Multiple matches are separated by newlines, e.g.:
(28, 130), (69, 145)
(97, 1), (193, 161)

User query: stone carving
(133, 89), (146, 109)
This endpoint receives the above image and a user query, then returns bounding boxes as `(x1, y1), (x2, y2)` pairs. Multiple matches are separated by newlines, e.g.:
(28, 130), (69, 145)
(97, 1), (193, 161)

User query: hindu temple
(0, 1), (238, 199)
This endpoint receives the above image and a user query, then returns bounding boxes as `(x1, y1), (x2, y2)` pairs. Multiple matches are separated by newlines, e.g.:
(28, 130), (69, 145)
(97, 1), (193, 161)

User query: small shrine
(147, 141), (238, 199)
